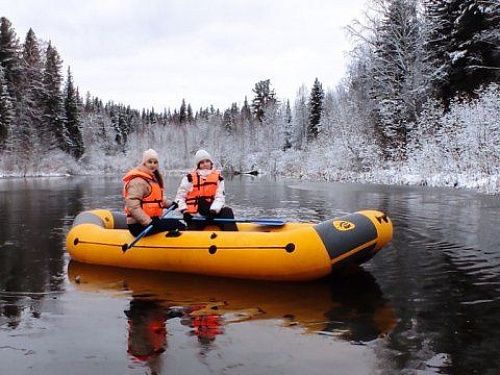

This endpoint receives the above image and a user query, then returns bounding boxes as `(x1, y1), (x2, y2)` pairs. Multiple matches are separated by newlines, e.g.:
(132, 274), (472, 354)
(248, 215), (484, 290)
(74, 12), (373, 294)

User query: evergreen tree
(179, 99), (187, 124)
(0, 17), (21, 100)
(187, 103), (193, 123)
(0, 65), (13, 149)
(449, 0), (500, 97)
(423, 0), (459, 100)
(424, 0), (500, 103)
(109, 105), (119, 141)
(241, 95), (252, 122)
(64, 67), (84, 158)
(369, 0), (423, 160)
(117, 108), (127, 146)
(19, 28), (45, 148)
(294, 85), (309, 149)
(251, 79), (277, 122)
(84, 91), (92, 112)
(308, 78), (324, 140)
(42, 42), (66, 151)
(223, 108), (232, 133)
(150, 107), (158, 125)
(283, 99), (293, 150)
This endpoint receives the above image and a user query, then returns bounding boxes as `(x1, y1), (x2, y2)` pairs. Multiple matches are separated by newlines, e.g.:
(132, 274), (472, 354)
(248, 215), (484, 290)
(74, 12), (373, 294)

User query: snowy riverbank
(1, 149), (498, 195)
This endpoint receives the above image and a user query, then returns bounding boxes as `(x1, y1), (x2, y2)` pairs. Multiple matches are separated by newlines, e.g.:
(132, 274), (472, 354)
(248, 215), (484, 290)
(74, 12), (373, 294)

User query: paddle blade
(252, 220), (285, 227)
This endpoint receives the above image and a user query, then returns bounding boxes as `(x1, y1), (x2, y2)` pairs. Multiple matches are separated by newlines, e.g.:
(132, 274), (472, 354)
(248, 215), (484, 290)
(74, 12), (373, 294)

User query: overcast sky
(1, 0), (366, 111)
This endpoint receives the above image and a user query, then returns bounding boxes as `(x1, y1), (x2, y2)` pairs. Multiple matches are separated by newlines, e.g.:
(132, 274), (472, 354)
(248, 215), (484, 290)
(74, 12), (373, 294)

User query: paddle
(191, 217), (286, 227)
(122, 203), (178, 253)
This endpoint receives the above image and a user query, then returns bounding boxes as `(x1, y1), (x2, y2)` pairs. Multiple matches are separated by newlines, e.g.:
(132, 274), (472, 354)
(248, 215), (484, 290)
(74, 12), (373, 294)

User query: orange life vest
(185, 170), (221, 214)
(123, 169), (164, 218)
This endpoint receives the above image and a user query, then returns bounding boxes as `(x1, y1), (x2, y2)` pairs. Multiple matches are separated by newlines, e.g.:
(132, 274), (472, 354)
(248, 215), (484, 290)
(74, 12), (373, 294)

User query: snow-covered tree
(350, 0), (424, 161)
(308, 77), (324, 141)
(0, 17), (21, 101)
(222, 108), (232, 133)
(0, 65), (13, 149)
(179, 99), (187, 124)
(64, 67), (84, 158)
(17, 28), (45, 151)
(187, 103), (193, 123)
(283, 99), (293, 150)
(424, 0), (500, 103)
(42, 42), (66, 151)
(293, 85), (309, 150)
(241, 96), (252, 122)
(251, 79), (277, 123)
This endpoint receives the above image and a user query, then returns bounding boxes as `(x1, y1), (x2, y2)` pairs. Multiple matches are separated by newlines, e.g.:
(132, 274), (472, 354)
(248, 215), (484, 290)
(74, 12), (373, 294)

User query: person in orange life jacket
(123, 149), (186, 236)
(175, 149), (237, 231)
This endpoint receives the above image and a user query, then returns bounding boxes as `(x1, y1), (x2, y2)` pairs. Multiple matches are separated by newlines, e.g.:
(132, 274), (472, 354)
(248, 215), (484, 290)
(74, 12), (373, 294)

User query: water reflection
(68, 261), (397, 368)
(0, 178), (84, 332)
(2, 176), (499, 374)
(125, 298), (167, 372)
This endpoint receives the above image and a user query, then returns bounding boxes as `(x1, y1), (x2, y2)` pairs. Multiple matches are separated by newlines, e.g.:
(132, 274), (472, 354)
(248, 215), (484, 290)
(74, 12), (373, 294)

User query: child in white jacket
(175, 149), (237, 231)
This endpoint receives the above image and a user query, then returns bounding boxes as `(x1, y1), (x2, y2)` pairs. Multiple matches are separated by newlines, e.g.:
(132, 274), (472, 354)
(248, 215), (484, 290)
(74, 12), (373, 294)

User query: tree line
(0, 1), (499, 175)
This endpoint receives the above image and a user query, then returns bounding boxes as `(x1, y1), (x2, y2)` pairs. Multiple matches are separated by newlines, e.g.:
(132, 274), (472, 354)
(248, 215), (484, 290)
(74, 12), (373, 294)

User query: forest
(1, 0), (499, 192)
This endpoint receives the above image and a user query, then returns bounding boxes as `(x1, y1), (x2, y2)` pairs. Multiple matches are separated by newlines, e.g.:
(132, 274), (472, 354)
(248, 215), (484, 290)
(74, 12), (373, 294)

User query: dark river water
(0, 175), (499, 375)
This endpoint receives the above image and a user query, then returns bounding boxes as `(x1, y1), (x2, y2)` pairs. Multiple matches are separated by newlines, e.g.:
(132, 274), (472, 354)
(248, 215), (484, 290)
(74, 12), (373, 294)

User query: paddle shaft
(191, 217), (285, 226)
(123, 204), (177, 252)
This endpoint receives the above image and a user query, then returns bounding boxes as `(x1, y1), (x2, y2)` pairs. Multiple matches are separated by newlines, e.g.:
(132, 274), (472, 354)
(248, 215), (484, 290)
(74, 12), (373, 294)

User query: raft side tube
(72, 209), (118, 229)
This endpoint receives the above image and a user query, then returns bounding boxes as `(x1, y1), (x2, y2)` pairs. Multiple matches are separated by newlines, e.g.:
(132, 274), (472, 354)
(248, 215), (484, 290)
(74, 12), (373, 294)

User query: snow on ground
(1, 148), (498, 195)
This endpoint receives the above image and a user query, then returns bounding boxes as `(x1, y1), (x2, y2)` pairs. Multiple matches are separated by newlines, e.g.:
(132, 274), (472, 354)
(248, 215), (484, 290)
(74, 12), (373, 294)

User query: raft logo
(332, 220), (355, 231)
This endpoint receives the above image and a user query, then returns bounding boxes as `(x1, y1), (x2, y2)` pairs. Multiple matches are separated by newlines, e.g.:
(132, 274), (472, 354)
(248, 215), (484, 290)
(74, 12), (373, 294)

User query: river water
(0, 176), (499, 374)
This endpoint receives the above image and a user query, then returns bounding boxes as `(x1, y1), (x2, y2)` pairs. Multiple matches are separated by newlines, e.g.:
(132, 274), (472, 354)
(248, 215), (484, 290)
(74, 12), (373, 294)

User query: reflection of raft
(68, 262), (397, 339)
(66, 209), (393, 281)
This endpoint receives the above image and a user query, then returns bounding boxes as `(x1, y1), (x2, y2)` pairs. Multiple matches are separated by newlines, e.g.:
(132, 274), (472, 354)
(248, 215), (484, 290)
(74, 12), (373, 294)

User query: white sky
(1, 0), (366, 111)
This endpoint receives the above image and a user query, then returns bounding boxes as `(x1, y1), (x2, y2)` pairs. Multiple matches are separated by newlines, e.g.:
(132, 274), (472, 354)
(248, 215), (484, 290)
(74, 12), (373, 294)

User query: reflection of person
(175, 149), (237, 231)
(123, 149), (185, 236)
(124, 299), (168, 362)
(180, 304), (224, 345)
(192, 314), (223, 344)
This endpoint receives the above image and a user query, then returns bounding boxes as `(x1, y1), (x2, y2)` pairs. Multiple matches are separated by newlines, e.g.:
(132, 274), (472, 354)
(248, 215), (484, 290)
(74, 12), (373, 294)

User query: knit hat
(142, 148), (159, 164)
(194, 149), (213, 167)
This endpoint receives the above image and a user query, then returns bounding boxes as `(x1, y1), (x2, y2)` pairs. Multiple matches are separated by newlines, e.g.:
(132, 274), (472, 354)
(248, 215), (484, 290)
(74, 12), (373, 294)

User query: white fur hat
(194, 149), (212, 167)
(142, 148), (159, 164)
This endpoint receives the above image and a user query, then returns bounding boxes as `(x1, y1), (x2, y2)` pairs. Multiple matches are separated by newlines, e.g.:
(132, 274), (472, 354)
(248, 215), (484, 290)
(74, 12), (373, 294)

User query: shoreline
(1, 168), (498, 195)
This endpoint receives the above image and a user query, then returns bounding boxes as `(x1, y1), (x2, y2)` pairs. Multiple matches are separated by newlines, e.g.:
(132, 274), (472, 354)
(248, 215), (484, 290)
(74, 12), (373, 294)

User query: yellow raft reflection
(66, 209), (393, 281)
(68, 261), (397, 342)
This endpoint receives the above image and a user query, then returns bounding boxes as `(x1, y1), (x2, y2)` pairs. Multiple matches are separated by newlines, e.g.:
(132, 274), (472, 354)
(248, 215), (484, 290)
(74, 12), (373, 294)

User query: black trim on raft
(75, 239), (295, 251)
(72, 212), (105, 228)
(111, 211), (128, 229)
(331, 243), (377, 269)
(313, 213), (377, 260)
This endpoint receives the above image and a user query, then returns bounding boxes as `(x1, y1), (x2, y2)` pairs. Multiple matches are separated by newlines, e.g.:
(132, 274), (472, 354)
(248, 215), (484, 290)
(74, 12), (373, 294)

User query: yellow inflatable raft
(66, 210), (393, 281)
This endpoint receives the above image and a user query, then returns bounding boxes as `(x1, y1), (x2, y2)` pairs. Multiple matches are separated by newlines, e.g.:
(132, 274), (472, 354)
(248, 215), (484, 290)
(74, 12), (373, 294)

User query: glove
(150, 217), (161, 229)
(207, 209), (217, 219)
(183, 211), (193, 222)
(163, 218), (186, 231)
(168, 201), (179, 210)
(150, 217), (186, 231)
